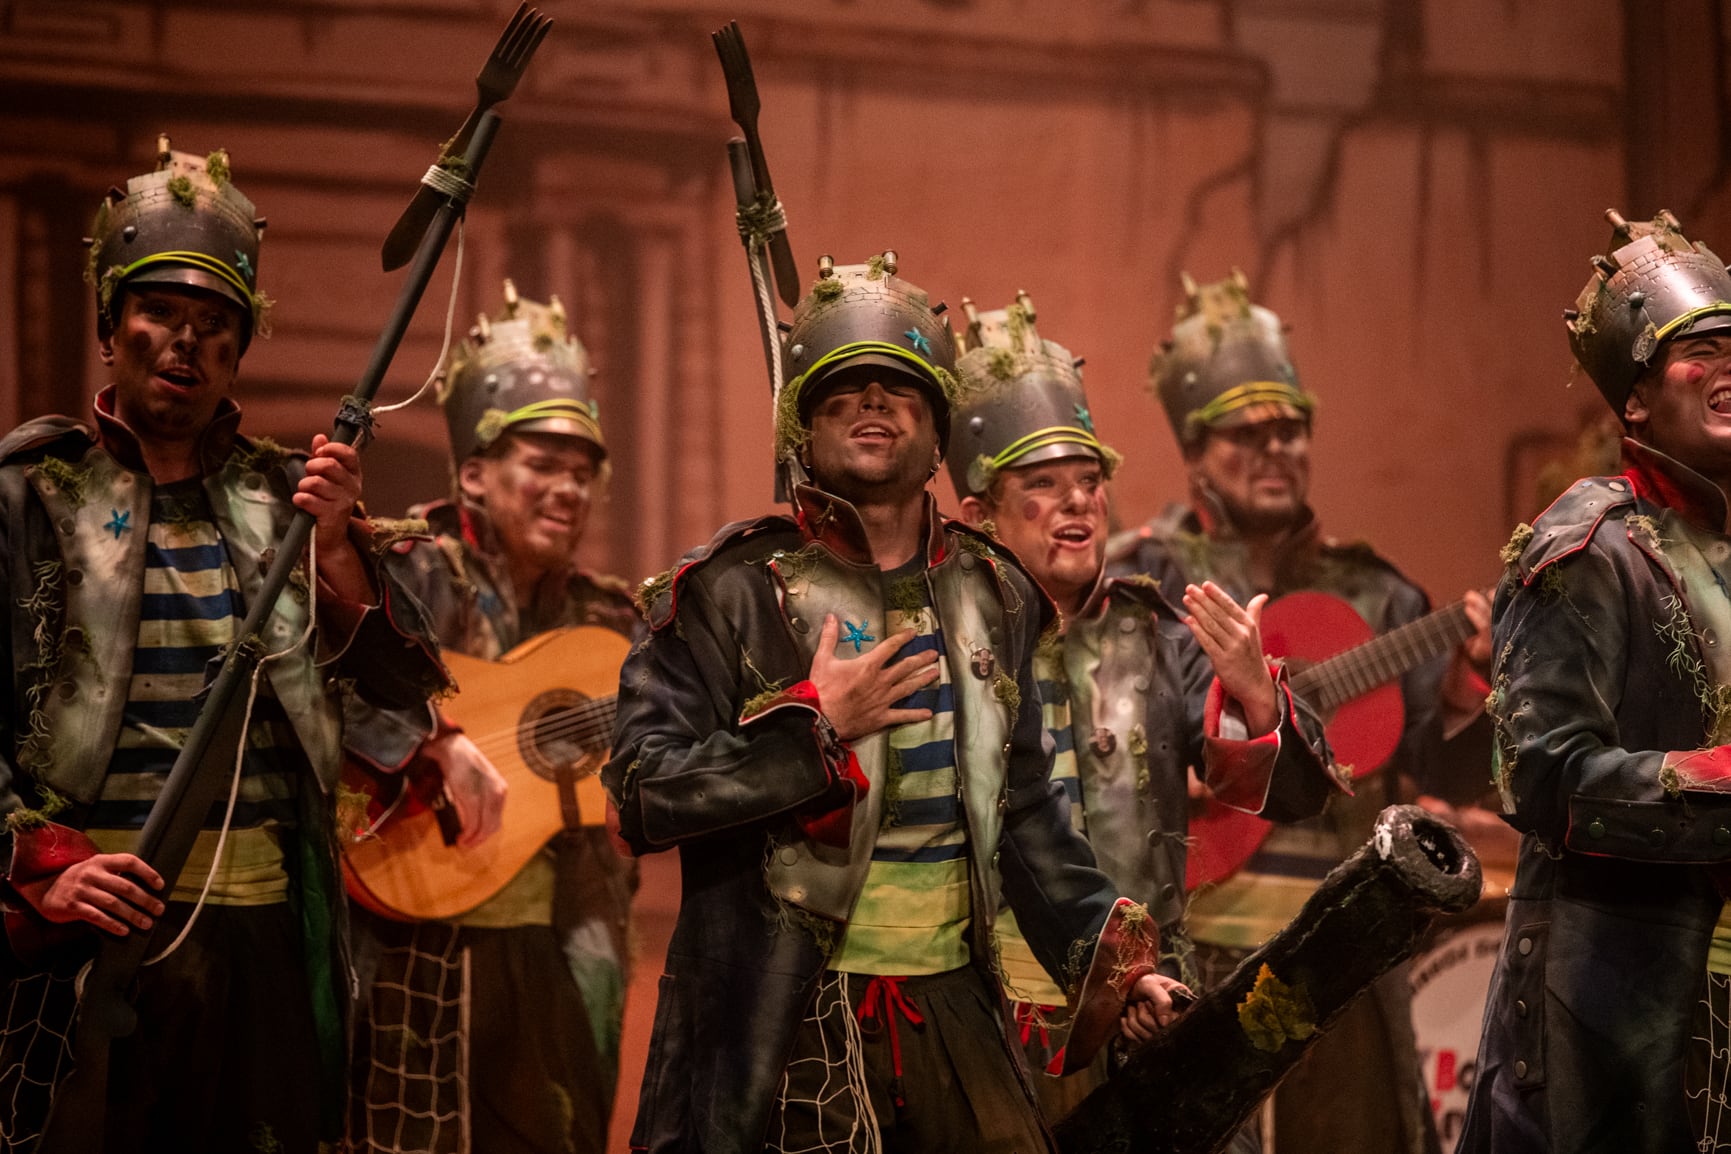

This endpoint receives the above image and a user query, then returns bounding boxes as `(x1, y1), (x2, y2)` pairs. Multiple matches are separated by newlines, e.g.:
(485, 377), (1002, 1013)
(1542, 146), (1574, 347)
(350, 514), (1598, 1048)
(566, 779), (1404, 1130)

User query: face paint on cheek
(1685, 362), (1709, 387)
(1022, 499), (1041, 522)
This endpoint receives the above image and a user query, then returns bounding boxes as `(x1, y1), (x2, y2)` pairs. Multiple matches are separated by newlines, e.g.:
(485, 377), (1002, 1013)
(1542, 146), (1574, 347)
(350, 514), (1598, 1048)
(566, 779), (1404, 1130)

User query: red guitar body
(1184, 590), (1407, 890)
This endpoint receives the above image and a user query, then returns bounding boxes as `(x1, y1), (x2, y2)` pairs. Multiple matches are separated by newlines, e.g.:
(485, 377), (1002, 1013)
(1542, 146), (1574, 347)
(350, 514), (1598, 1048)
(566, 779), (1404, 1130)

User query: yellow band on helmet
(1185, 380), (1316, 431)
(1650, 302), (1731, 349)
(475, 397), (604, 450)
(785, 340), (943, 401)
(991, 426), (1111, 472)
(116, 250), (254, 309)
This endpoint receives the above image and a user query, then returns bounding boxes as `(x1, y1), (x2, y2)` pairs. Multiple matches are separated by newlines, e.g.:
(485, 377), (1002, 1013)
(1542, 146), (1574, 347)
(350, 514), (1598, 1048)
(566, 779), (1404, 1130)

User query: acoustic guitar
(341, 625), (627, 922)
(1184, 590), (1479, 890)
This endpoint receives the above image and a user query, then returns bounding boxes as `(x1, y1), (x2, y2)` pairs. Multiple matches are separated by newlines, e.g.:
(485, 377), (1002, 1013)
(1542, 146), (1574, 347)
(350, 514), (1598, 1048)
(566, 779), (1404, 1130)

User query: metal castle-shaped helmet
(1149, 270), (1314, 448)
(439, 279), (605, 466)
(777, 251), (959, 459)
(1567, 209), (1731, 412)
(947, 291), (1118, 500)
(85, 134), (270, 350)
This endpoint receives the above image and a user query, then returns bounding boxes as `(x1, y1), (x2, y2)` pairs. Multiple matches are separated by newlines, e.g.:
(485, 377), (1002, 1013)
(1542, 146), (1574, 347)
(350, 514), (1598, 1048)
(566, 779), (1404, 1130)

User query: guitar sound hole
(519, 689), (596, 782)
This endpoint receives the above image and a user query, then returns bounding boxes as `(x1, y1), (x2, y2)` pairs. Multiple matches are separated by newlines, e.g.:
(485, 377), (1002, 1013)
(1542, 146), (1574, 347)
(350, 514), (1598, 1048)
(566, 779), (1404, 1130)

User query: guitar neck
(1290, 601), (1474, 713)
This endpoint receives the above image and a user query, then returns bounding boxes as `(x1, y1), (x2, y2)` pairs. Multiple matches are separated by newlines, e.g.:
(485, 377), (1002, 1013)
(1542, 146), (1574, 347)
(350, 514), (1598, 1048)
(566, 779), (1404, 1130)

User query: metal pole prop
(39, 10), (547, 1145)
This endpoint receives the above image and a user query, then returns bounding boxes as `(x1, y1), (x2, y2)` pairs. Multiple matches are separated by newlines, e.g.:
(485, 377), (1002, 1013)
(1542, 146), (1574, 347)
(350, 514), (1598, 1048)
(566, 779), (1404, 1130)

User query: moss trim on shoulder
(233, 435), (293, 475)
(34, 456), (92, 512)
(366, 516), (430, 558)
(1499, 522), (1534, 567)
(4, 786), (69, 834)
(635, 565), (679, 619)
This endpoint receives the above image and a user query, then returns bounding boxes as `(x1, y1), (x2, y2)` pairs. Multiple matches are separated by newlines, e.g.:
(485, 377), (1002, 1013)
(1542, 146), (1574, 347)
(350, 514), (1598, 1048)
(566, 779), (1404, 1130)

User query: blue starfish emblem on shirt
(842, 619), (875, 653)
(1074, 403), (1095, 434)
(104, 509), (131, 539)
(904, 328), (932, 357)
(234, 250), (254, 284)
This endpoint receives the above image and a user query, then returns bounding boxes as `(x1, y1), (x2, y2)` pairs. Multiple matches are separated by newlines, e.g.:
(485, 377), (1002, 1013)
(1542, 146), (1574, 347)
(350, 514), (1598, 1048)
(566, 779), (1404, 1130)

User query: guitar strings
(462, 697), (618, 758)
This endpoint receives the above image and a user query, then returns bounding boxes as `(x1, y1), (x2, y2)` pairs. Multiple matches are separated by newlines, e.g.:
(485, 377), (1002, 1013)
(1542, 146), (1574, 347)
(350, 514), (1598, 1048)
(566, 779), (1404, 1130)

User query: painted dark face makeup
(804, 367), (940, 504)
(103, 285), (245, 445)
(1190, 416), (1311, 533)
(460, 431), (598, 583)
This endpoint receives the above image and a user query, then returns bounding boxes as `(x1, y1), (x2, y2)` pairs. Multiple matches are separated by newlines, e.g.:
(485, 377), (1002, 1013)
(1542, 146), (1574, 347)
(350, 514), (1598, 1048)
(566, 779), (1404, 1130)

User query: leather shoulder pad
(1509, 475), (1636, 585)
(639, 515), (798, 631)
(1103, 574), (1183, 623)
(942, 522), (1057, 632)
(0, 417), (93, 466)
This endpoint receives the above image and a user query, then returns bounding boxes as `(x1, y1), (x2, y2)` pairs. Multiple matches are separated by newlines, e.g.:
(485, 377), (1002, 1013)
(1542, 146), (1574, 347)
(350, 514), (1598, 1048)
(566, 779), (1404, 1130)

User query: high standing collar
(92, 385), (242, 476)
(792, 483), (948, 567)
(1621, 436), (1731, 533)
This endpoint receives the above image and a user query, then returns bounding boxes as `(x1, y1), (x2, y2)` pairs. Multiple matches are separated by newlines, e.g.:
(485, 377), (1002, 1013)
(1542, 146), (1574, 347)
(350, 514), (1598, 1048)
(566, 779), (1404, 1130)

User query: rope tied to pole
(736, 194), (788, 248)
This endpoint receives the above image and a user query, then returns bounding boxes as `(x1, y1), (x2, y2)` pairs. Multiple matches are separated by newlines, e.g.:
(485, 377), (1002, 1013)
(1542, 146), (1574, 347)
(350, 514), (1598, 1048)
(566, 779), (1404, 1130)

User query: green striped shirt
(830, 564), (971, 975)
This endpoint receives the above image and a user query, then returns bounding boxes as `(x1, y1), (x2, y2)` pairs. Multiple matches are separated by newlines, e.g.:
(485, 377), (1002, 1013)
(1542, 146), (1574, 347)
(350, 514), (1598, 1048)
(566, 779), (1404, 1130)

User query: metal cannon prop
(1054, 804), (1483, 1154)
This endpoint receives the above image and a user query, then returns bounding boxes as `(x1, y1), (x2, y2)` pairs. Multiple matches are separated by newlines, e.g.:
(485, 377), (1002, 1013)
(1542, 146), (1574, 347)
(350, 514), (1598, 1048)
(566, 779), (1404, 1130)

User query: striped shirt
(996, 640), (1082, 1005)
(85, 479), (303, 906)
(830, 563), (971, 975)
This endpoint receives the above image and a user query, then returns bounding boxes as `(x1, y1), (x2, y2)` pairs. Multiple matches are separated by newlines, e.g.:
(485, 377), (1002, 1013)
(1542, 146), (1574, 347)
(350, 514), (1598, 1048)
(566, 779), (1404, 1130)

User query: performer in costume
(1108, 272), (1491, 1153)
(946, 294), (1339, 1126)
(1460, 211), (1731, 1154)
(0, 139), (448, 1153)
(345, 282), (639, 1154)
(606, 253), (1179, 1154)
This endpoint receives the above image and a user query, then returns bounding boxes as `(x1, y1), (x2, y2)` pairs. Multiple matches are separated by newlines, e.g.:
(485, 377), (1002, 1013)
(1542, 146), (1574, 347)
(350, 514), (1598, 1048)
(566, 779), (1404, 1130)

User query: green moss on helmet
(166, 175), (197, 209)
(866, 254), (889, 281)
(810, 277), (845, 303)
(83, 202), (112, 288)
(251, 287), (275, 340)
(931, 365), (962, 410)
(97, 265), (126, 317)
(206, 149), (232, 187)
(986, 348), (1017, 380)
(774, 379), (812, 459)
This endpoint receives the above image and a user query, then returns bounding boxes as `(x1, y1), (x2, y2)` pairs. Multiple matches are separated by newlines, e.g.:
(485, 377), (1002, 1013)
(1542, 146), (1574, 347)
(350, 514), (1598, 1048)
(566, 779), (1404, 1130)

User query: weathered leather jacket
(0, 391), (447, 948)
(1462, 439), (1731, 1153)
(1049, 575), (1335, 981)
(604, 486), (1157, 1154)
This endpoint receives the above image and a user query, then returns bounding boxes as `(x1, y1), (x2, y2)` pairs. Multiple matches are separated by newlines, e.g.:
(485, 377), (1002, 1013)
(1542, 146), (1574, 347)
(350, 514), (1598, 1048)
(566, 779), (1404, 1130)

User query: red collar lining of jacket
(1620, 437), (1731, 534)
(793, 484), (947, 567)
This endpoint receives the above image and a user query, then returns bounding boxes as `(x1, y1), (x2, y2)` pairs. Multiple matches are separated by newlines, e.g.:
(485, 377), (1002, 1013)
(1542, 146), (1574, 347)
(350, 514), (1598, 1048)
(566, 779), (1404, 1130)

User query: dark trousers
(105, 901), (323, 1154)
(467, 925), (608, 1154)
(770, 967), (1051, 1154)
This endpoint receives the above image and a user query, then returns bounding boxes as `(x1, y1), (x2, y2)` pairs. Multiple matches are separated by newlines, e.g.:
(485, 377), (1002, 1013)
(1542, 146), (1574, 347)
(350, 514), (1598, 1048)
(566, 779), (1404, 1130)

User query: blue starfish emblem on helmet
(904, 328), (932, 357)
(234, 250), (254, 284)
(1074, 403), (1094, 433)
(105, 509), (132, 539)
(841, 619), (875, 654)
